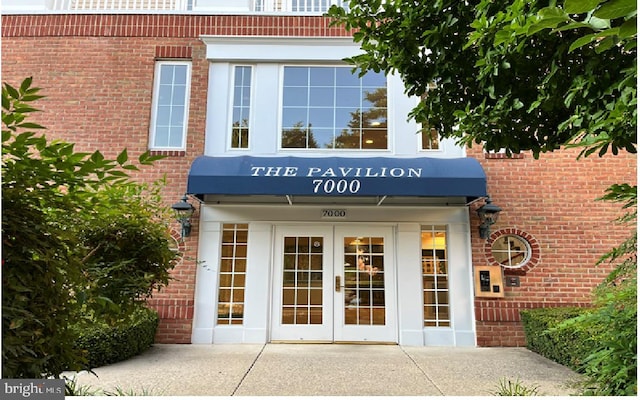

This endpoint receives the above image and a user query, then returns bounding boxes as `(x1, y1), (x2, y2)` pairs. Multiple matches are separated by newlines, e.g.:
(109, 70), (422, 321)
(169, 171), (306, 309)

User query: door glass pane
(281, 236), (323, 325)
(343, 236), (385, 326)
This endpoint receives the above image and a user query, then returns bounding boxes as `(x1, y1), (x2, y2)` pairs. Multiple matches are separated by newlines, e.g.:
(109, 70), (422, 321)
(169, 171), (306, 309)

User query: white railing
(255, 0), (344, 12)
(52, 0), (188, 11)
(2, 0), (347, 13)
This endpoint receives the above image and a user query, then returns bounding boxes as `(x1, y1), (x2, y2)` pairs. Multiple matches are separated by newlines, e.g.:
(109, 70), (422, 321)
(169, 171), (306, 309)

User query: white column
(396, 223), (424, 345)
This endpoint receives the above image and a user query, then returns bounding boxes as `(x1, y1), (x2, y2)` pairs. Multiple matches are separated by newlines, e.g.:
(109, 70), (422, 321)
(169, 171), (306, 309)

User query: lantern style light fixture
(477, 196), (502, 240)
(171, 194), (195, 239)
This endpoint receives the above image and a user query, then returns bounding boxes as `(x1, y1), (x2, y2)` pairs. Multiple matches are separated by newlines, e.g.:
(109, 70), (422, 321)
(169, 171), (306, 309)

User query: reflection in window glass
(492, 235), (531, 268)
(217, 224), (249, 325)
(420, 86), (440, 150)
(421, 127), (440, 150)
(151, 61), (191, 149)
(422, 226), (450, 327)
(231, 66), (251, 149)
(281, 66), (387, 150)
(343, 237), (386, 326)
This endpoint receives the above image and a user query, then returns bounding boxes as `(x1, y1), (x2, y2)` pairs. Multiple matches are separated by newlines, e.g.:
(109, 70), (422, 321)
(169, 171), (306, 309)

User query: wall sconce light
(171, 194), (195, 239)
(477, 196), (502, 240)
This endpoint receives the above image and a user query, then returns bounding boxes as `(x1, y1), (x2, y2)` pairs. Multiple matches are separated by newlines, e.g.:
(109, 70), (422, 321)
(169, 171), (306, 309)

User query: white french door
(271, 225), (397, 343)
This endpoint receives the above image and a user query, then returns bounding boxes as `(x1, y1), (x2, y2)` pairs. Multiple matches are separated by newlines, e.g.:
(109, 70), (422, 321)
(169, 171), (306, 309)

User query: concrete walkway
(68, 344), (583, 396)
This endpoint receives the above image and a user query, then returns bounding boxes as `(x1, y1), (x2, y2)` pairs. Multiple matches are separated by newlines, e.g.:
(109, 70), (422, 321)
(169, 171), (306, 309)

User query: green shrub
(520, 307), (600, 370)
(2, 78), (165, 379)
(568, 278), (637, 396)
(73, 307), (159, 369)
(80, 183), (177, 319)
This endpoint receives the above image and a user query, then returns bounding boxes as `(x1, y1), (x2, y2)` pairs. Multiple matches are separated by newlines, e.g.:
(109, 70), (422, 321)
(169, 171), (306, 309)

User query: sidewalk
(68, 344), (583, 396)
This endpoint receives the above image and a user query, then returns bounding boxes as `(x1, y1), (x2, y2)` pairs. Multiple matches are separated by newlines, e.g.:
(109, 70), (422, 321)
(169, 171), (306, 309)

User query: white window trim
(149, 60), (192, 151)
(201, 36), (466, 158)
(200, 36), (361, 63)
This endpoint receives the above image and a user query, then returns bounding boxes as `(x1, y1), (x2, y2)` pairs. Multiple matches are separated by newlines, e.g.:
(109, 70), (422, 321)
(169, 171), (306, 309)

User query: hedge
(520, 307), (601, 371)
(73, 306), (159, 369)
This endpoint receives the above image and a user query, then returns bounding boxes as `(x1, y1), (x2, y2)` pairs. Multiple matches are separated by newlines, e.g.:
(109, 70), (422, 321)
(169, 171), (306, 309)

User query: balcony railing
(2, 0), (347, 13)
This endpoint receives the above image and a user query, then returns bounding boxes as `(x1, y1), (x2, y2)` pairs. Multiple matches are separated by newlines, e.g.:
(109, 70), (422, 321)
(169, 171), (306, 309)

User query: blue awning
(187, 156), (487, 200)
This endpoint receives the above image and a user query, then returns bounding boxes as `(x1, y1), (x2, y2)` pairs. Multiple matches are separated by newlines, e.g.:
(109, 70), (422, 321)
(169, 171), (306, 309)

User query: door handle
(335, 276), (341, 292)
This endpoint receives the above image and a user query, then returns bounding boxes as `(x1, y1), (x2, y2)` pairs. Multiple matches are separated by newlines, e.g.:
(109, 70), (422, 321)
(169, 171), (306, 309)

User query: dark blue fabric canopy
(187, 156), (487, 199)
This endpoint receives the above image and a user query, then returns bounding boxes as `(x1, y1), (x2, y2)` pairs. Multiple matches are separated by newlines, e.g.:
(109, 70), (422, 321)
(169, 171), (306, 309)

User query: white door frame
(271, 225), (334, 341)
(333, 225), (397, 343)
(270, 224), (397, 343)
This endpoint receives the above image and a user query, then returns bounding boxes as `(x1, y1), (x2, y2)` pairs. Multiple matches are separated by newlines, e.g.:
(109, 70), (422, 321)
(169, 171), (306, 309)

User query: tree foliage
(328, 1), (637, 395)
(2, 78), (173, 378)
(328, 0), (636, 158)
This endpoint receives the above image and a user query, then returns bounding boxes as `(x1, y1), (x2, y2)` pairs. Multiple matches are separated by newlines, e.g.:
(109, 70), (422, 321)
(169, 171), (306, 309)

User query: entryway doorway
(270, 225), (397, 343)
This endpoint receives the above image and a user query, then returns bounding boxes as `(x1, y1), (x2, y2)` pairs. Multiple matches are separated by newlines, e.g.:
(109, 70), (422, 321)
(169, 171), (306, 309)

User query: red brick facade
(2, 14), (636, 346)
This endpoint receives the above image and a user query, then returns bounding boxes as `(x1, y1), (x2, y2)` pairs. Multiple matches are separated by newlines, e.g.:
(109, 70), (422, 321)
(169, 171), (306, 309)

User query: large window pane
(283, 67), (308, 85)
(335, 68), (360, 86)
(309, 67), (334, 85)
(308, 108), (334, 128)
(283, 87), (309, 106)
(281, 66), (387, 150)
(309, 87), (334, 107)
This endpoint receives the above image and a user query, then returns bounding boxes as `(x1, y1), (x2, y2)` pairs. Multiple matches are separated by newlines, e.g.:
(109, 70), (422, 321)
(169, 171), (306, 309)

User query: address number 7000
(312, 179), (361, 194)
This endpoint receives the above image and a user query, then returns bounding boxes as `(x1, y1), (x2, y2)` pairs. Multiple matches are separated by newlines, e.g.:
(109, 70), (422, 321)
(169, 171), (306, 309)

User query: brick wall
(2, 14), (636, 346)
(469, 146), (636, 346)
(2, 13), (349, 344)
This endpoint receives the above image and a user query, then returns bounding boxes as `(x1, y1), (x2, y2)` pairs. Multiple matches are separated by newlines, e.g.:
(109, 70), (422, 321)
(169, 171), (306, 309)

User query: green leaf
(595, 36), (616, 53)
(494, 30), (512, 45)
(116, 149), (128, 165)
(13, 106), (40, 114)
(587, 15), (611, 30)
(107, 170), (128, 178)
(1, 91), (10, 110)
(594, 0), (637, 19)
(19, 77), (33, 94)
(5, 83), (19, 100)
(564, 0), (605, 14)
(619, 17), (637, 39)
(513, 99), (524, 110)
(595, 27), (621, 37)
(554, 21), (595, 32)
(16, 122), (45, 130)
(569, 33), (597, 51)
(90, 150), (105, 164)
(539, 6), (568, 18)
(528, 17), (569, 35)
(9, 319), (24, 330)
(138, 151), (165, 165)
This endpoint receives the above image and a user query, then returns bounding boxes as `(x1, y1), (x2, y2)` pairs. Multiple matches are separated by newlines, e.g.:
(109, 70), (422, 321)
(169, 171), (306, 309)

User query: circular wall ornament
(484, 228), (541, 273)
